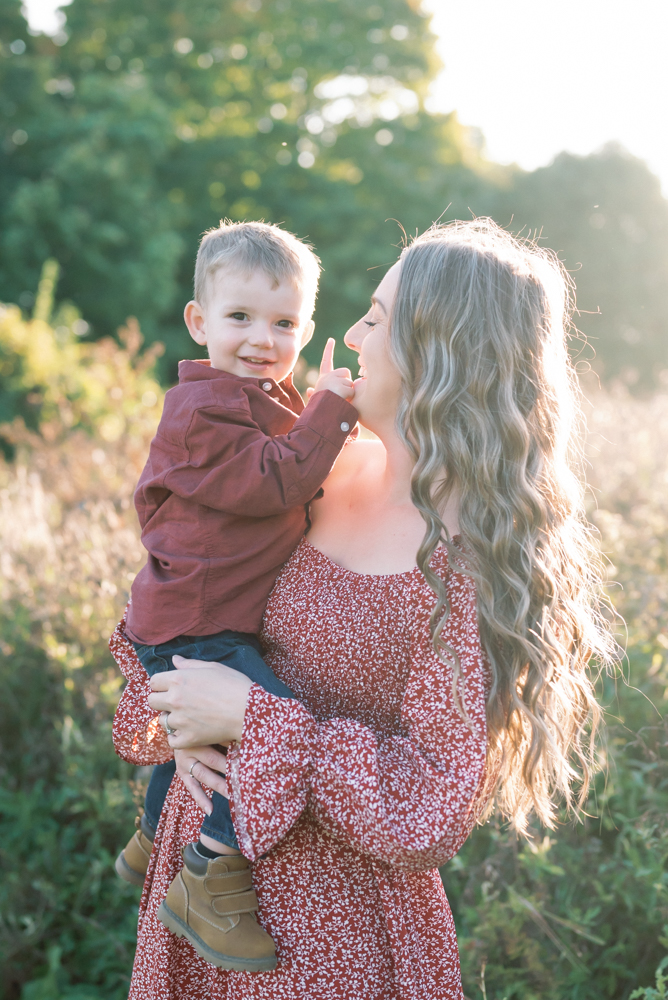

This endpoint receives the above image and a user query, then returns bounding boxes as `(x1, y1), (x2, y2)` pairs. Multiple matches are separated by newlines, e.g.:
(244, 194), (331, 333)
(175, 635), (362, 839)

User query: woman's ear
(299, 319), (315, 349)
(184, 301), (207, 346)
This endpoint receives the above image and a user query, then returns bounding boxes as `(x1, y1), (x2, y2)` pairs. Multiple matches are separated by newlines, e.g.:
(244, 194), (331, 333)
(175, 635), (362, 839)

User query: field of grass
(2, 309), (668, 999)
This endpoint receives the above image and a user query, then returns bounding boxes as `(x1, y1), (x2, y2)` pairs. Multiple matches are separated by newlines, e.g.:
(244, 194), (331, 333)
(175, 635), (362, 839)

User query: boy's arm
(163, 388), (358, 517)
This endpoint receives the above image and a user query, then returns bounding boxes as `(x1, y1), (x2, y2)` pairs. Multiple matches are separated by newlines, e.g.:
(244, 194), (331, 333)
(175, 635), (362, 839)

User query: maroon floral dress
(110, 538), (492, 1000)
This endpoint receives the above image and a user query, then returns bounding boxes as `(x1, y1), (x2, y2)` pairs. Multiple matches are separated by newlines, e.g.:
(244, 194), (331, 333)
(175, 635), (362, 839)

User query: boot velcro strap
(204, 872), (253, 895)
(211, 889), (258, 916)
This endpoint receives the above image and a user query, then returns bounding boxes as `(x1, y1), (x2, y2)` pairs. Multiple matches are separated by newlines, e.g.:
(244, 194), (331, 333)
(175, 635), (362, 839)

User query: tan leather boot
(157, 843), (277, 971)
(114, 815), (155, 886)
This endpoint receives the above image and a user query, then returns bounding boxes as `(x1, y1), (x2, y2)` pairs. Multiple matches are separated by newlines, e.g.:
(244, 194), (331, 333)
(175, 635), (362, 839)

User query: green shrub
(0, 261), (164, 451)
(0, 304), (160, 999)
(629, 932), (668, 1000)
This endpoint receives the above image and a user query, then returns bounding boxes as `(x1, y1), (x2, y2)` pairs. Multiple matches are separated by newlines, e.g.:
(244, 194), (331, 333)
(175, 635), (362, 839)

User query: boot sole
(114, 850), (147, 886)
(157, 901), (278, 972)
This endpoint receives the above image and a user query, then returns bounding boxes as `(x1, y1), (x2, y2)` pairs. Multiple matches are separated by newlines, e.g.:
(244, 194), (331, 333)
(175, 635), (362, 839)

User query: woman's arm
(109, 620), (173, 766)
(230, 575), (489, 871)
(149, 572), (491, 872)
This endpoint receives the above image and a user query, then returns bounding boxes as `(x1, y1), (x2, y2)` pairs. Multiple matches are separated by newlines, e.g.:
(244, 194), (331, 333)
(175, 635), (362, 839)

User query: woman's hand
(147, 655), (253, 749)
(174, 746), (229, 814)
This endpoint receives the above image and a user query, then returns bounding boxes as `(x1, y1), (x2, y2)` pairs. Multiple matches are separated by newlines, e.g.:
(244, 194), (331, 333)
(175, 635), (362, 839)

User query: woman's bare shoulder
(309, 438), (384, 535)
(328, 437), (385, 484)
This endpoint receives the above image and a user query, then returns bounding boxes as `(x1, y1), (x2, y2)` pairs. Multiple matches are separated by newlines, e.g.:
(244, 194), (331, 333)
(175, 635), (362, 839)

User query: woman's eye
(364, 320), (378, 328)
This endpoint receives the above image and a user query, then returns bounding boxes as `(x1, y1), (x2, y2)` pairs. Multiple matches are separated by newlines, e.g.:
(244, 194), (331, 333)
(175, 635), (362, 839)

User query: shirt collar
(177, 358), (296, 395)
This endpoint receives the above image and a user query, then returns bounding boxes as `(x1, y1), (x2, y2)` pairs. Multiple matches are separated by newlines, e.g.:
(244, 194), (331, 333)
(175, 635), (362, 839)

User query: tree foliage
(0, 0), (488, 376)
(488, 145), (668, 390)
(2, 0), (667, 385)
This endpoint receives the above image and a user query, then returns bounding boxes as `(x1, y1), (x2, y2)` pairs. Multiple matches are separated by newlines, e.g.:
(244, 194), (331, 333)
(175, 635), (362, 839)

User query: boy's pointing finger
(320, 337), (335, 374)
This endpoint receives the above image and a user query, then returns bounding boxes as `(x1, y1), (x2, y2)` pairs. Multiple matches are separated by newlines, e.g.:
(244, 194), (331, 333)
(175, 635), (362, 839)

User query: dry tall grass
(586, 384), (668, 654)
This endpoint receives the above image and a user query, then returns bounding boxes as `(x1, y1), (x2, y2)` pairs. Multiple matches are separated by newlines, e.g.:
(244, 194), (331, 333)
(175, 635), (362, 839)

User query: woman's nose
(344, 318), (367, 354)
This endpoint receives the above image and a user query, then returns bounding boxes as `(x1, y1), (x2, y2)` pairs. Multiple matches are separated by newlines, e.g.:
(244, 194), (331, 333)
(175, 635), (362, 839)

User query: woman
(111, 219), (611, 999)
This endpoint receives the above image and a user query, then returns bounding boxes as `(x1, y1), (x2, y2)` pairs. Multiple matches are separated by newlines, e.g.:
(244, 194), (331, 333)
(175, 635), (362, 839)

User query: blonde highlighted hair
(391, 218), (613, 832)
(194, 219), (321, 316)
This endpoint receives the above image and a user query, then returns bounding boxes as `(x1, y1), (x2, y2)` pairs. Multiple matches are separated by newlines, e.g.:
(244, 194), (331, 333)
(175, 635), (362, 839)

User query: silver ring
(189, 761), (197, 777)
(161, 711), (176, 736)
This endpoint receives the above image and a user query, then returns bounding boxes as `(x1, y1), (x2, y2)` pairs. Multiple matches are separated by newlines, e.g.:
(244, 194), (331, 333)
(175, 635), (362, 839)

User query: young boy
(114, 221), (357, 971)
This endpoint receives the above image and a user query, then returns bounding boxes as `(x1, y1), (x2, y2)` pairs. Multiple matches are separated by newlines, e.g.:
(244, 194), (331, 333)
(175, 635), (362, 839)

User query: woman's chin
(350, 381), (377, 433)
(350, 378), (365, 410)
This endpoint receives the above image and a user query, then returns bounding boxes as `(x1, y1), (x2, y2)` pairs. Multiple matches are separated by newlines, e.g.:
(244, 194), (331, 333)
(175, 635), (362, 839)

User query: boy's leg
(191, 632), (295, 700)
(115, 758), (176, 885)
(135, 631), (295, 699)
(188, 633), (294, 851)
(137, 634), (278, 969)
(115, 638), (213, 884)
(115, 641), (188, 885)
(129, 638), (206, 847)
(131, 633), (295, 852)
(144, 760), (177, 833)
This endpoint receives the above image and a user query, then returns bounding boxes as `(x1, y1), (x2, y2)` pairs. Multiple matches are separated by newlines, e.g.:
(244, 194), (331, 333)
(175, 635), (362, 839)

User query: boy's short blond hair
(194, 219), (321, 319)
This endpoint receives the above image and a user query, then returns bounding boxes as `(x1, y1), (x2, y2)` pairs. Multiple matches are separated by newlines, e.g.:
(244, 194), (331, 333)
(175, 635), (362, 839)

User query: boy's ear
(300, 319), (315, 349)
(184, 301), (207, 346)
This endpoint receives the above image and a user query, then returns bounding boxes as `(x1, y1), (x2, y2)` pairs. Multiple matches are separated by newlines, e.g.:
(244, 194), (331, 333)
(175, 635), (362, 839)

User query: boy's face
(184, 267), (314, 382)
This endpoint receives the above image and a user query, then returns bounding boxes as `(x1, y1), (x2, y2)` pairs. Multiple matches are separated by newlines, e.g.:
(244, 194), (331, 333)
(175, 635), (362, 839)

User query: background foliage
(3, 286), (668, 1000)
(1, 0), (667, 386)
(2, 0), (668, 998)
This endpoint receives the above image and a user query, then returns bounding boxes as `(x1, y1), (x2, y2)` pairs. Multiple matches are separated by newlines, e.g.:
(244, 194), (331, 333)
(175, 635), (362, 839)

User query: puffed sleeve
(226, 571), (492, 871)
(109, 617), (173, 766)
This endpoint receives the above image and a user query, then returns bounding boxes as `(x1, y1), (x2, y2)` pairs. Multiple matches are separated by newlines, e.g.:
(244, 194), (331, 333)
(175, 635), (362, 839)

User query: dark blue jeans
(134, 631), (294, 849)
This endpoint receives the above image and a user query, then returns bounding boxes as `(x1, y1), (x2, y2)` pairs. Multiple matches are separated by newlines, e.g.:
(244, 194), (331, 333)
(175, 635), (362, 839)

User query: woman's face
(345, 262), (402, 432)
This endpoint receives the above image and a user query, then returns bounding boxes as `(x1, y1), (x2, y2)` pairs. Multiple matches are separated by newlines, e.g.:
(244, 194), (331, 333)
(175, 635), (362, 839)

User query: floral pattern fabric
(110, 538), (491, 1000)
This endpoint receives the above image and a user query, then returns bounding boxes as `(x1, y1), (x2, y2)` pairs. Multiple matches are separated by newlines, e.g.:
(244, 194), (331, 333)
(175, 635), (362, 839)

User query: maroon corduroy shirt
(124, 359), (358, 646)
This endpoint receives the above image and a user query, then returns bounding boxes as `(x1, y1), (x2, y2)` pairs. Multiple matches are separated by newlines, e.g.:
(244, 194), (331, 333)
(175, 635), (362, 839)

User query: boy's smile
(184, 267), (314, 382)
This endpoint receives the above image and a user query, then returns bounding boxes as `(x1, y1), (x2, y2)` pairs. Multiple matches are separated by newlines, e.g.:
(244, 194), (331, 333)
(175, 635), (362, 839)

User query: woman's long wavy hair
(391, 218), (613, 832)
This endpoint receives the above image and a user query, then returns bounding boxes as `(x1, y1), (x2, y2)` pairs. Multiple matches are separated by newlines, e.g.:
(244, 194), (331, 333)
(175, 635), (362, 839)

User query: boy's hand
(310, 338), (354, 401)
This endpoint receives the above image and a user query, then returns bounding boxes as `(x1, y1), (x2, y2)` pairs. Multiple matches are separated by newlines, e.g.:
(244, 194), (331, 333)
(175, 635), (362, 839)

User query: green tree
(0, 0), (486, 376)
(0, 0), (183, 348)
(486, 144), (668, 390)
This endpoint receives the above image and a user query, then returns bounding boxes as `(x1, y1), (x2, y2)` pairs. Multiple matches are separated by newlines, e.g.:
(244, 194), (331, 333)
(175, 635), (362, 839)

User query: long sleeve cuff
(227, 683), (490, 870)
(227, 685), (314, 860)
(109, 617), (173, 766)
(297, 389), (359, 448)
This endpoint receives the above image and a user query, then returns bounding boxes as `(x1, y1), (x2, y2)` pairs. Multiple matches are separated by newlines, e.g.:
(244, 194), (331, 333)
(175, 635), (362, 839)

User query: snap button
(262, 382), (272, 392)
(340, 422), (350, 433)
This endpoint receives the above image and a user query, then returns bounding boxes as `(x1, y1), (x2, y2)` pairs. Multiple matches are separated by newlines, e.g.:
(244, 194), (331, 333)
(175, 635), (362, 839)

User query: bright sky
(22, 0), (70, 35)
(422, 0), (668, 194)
(22, 0), (668, 195)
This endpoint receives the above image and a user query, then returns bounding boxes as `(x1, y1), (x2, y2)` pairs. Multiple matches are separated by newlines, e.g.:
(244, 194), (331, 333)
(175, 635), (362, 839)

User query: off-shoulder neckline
(300, 535), (462, 581)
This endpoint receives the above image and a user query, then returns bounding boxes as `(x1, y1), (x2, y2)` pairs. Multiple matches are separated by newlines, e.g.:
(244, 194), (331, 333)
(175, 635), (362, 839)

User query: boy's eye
(230, 312), (248, 321)
(276, 319), (296, 329)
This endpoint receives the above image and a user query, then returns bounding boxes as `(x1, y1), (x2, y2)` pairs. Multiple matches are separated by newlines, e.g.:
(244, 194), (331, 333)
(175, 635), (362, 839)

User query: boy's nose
(247, 323), (274, 347)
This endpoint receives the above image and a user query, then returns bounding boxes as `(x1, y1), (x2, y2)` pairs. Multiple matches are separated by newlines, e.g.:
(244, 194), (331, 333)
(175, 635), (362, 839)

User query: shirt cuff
(297, 389), (359, 447)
